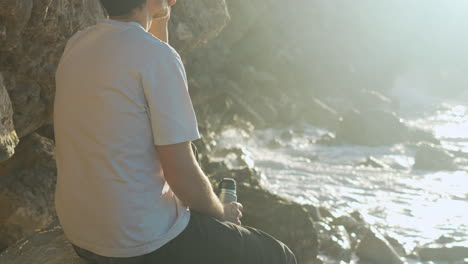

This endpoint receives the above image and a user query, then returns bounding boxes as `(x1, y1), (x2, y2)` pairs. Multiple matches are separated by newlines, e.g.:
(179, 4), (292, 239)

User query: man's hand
(152, 0), (177, 20)
(223, 202), (244, 225)
(149, 0), (176, 42)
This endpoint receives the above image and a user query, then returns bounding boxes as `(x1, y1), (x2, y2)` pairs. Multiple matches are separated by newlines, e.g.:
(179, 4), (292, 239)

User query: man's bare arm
(156, 142), (224, 219)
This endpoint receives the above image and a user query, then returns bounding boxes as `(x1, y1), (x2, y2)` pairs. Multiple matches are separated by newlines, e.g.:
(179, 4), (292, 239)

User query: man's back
(54, 19), (199, 258)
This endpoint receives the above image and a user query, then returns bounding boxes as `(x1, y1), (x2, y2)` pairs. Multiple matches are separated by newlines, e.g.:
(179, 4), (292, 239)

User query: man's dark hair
(99, 0), (147, 17)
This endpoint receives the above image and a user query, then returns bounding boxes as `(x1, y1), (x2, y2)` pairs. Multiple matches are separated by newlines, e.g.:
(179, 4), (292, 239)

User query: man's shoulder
(135, 32), (181, 61)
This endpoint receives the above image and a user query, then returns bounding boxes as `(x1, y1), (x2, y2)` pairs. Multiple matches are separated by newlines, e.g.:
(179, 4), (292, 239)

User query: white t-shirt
(53, 19), (200, 257)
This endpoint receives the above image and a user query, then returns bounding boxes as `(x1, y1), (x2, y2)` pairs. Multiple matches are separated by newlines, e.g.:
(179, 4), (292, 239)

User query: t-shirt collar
(101, 19), (146, 31)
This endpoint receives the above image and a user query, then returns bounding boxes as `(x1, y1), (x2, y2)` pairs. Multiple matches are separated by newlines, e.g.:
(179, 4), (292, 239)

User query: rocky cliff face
(0, 0), (319, 263)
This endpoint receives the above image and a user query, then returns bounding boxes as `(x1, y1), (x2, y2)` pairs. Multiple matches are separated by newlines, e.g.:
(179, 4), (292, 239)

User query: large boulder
(355, 227), (403, 264)
(335, 109), (408, 146)
(315, 222), (352, 263)
(169, 0), (230, 57)
(0, 223), (87, 264)
(0, 133), (57, 252)
(413, 142), (457, 171)
(0, 74), (19, 162)
(0, 0), (104, 139)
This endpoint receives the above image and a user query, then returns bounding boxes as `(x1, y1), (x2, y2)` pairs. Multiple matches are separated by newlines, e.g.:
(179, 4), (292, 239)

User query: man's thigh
(146, 211), (297, 264)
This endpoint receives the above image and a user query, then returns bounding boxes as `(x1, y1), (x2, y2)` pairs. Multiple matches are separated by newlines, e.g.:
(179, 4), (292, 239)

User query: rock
(356, 227), (403, 264)
(169, 0), (230, 56)
(303, 98), (341, 131)
(0, 133), (57, 251)
(267, 138), (283, 149)
(214, 147), (255, 169)
(332, 215), (367, 236)
(318, 207), (335, 220)
(416, 246), (468, 262)
(335, 109), (408, 146)
(0, 0), (33, 51)
(316, 133), (336, 145)
(315, 222), (352, 263)
(352, 89), (394, 112)
(407, 126), (440, 145)
(357, 156), (388, 169)
(238, 183), (319, 264)
(0, 74), (19, 162)
(0, 0), (104, 138)
(413, 142), (457, 171)
(0, 223), (87, 264)
(304, 204), (322, 222)
(280, 130), (294, 141)
(384, 235), (406, 257)
(208, 167), (318, 264)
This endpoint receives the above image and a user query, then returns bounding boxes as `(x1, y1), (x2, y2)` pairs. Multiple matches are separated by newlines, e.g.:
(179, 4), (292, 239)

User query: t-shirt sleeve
(142, 44), (200, 146)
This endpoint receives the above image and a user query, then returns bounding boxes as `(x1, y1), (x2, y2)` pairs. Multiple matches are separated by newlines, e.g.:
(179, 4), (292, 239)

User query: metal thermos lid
(220, 178), (236, 191)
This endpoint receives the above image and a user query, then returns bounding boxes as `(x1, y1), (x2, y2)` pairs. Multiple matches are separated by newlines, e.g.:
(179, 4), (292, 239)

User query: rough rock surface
(0, 223), (87, 264)
(0, 74), (19, 162)
(0, 133), (57, 252)
(169, 0), (230, 56)
(0, 0), (104, 139)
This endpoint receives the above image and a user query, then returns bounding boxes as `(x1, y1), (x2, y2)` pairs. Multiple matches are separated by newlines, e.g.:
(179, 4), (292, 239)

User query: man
(53, 0), (297, 263)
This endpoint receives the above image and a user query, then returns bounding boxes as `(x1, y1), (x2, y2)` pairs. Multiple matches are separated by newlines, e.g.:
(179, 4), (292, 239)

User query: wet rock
(304, 204), (322, 222)
(407, 126), (440, 145)
(0, 74), (19, 162)
(332, 215), (367, 236)
(356, 227), (403, 264)
(0, 133), (57, 251)
(238, 183), (319, 264)
(384, 234), (406, 257)
(303, 98), (341, 131)
(316, 133), (336, 145)
(214, 147), (255, 169)
(357, 156), (388, 169)
(0, 223), (86, 264)
(352, 89), (394, 112)
(416, 246), (468, 262)
(434, 235), (457, 245)
(280, 130), (295, 141)
(413, 142), (457, 171)
(335, 109), (408, 146)
(316, 222), (352, 263)
(318, 207), (335, 220)
(267, 138), (283, 149)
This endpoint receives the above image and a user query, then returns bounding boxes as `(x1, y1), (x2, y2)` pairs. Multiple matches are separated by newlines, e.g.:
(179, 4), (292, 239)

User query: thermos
(218, 178), (237, 203)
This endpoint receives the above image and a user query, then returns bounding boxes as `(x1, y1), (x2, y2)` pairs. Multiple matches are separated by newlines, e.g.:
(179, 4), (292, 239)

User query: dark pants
(72, 211), (297, 264)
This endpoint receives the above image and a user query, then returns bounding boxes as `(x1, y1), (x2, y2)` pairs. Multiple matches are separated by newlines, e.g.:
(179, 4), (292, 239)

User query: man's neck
(109, 16), (149, 31)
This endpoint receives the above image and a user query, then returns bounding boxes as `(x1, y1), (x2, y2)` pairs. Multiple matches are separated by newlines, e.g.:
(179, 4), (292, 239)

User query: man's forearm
(149, 17), (169, 43)
(157, 142), (224, 219)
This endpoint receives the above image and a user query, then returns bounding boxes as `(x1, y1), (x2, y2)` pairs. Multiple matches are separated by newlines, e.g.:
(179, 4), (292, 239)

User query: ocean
(215, 97), (468, 263)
